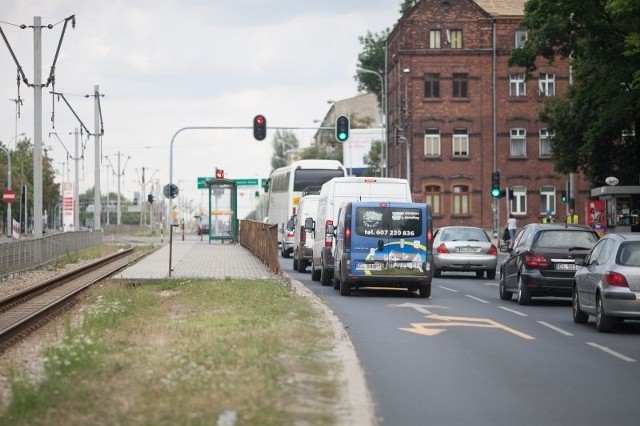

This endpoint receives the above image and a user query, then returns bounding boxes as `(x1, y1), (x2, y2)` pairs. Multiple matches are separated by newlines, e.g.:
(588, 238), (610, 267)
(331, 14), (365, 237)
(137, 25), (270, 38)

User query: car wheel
(487, 269), (496, 280)
(282, 248), (290, 259)
(433, 267), (441, 278)
(516, 275), (531, 305)
(418, 284), (431, 298)
(320, 264), (331, 286)
(595, 293), (613, 332)
(339, 278), (351, 296)
(292, 255), (298, 271)
(572, 286), (589, 324)
(333, 263), (341, 289)
(475, 271), (484, 278)
(311, 261), (321, 281)
(297, 259), (307, 273)
(499, 274), (512, 300)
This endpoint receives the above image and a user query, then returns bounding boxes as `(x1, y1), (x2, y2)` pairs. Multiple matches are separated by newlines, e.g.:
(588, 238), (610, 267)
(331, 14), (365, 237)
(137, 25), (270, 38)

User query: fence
(238, 220), (282, 276)
(0, 230), (103, 278)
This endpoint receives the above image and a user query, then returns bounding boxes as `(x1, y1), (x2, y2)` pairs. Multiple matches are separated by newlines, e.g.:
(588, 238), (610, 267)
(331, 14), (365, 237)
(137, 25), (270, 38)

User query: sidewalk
(114, 239), (280, 281)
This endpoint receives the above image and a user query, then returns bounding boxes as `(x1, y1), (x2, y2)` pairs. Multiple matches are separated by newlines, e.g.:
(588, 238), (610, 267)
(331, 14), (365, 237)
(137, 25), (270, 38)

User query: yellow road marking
(400, 314), (535, 340)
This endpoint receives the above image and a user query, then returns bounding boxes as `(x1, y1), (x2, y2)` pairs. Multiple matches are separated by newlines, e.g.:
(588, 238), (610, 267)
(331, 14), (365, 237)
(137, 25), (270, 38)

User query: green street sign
(197, 177), (213, 189)
(234, 178), (259, 186)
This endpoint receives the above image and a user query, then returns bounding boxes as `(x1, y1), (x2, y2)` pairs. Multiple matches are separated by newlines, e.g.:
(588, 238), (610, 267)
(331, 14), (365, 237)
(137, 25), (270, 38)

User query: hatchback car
(281, 215), (296, 258)
(572, 233), (640, 332)
(499, 223), (599, 305)
(432, 226), (498, 279)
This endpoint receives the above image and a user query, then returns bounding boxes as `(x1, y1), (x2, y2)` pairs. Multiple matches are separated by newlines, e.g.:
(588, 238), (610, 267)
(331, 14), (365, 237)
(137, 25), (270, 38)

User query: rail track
(0, 247), (141, 352)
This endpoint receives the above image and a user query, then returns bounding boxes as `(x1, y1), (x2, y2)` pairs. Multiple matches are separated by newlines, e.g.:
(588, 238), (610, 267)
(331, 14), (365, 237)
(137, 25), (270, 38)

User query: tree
(355, 29), (389, 106)
(362, 140), (383, 176)
(509, 0), (640, 186)
(270, 129), (300, 171)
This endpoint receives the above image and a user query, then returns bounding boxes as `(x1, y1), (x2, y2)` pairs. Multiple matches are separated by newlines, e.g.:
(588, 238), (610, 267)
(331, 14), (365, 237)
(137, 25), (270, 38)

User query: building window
(452, 73), (468, 98)
(539, 73), (555, 96)
(510, 186), (527, 215)
(424, 185), (441, 214)
(448, 30), (462, 48)
(540, 186), (556, 215)
(429, 30), (441, 49)
(510, 73), (526, 97)
(424, 129), (441, 157)
(539, 129), (552, 157)
(452, 185), (469, 215)
(510, 128), (527, 157)
(424, 73), (440, 98)
(515, 30), (528, 48)
(452, 129), (469, 157)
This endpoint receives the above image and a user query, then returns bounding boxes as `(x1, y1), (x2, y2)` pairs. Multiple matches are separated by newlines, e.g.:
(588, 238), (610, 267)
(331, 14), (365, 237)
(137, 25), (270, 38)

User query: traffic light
(490, 171), (501, 198)
(147, 193), (155, 204)
(253, 114), (267, 141)
(335, 115), (350, 142)
(215, 168), (224, 179)
(561, 191), (567, 203)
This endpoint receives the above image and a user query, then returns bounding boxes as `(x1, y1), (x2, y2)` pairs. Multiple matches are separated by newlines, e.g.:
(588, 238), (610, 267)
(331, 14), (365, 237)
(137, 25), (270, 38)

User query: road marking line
(537, 321), (573, 336)
(438, 286), (459, 293)
(465, 294), (490, 303)
(586, 342), (636, 362)
(498, 306), (528, 316)
(484, 282), (499, 287)
(400, 314), (535, 340)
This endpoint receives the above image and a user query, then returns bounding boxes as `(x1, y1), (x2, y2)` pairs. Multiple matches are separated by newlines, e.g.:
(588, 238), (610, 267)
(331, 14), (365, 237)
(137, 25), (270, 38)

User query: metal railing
(0, 231), (103, 279)
(238, 220), (282, 276)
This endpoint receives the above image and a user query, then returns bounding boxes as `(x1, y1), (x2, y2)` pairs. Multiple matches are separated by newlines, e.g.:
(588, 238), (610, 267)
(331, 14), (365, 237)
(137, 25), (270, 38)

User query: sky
(0, 0), (400, 218)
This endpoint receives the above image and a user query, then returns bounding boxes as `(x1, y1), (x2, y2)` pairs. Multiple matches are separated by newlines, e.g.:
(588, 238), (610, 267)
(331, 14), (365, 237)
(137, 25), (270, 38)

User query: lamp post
(2, 132), (25, 237)
(356, 67), (386, 177)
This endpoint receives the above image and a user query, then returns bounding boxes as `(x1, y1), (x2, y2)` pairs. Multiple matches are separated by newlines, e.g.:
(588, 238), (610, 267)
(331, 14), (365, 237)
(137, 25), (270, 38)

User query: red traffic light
(253, 114), (267, 141)
(215, 169), (224, 179)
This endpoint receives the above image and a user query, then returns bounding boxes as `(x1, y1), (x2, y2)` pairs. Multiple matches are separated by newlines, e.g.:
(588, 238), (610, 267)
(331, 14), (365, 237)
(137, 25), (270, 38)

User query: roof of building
(474, 0), (526, 17)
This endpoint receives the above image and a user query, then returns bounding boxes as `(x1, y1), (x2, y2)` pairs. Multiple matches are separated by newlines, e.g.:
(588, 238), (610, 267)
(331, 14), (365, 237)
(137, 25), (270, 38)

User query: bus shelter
(205, 178), (238, 243)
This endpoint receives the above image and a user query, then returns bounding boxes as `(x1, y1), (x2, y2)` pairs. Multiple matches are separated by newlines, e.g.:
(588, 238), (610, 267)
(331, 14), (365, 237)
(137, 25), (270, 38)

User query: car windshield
(439, 228), (489, 242)
(535, 230), (598, 249)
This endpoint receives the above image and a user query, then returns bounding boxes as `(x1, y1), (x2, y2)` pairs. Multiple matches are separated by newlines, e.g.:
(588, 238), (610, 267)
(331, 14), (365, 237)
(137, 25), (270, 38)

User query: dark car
(573, 233), (640, 332)
(499, 223), (599, 305)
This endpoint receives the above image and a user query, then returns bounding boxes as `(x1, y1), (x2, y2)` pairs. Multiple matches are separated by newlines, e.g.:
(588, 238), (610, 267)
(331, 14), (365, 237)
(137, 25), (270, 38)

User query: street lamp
(356, 67), (386, 177)
(2, 132), (25, 237)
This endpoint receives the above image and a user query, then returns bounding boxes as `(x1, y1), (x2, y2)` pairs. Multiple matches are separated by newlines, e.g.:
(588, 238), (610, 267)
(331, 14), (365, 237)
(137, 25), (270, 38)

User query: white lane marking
(484, 282), (499, 287)
(438, 285), (459, 293)
(586, 342), (636, 363)
(537, 321), (574, 336)
(498, 306), (528, 317)
(465, 294), (490, 303)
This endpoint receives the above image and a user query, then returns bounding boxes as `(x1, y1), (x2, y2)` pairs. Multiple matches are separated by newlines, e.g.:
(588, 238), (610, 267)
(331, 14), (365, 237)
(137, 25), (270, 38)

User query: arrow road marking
(400, 314), (535, 340)
(387, 302), (449, 315)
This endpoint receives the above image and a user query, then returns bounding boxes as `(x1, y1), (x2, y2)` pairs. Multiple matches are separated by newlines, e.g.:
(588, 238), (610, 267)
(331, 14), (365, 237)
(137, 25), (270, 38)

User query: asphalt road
(282, 257), (640, 426)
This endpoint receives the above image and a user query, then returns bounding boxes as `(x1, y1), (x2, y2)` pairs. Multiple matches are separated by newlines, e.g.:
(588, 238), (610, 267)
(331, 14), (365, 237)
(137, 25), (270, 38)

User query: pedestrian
(506, 214), (517, 240)
(542, 209), (555, 223)
(565, 208), (579, 224)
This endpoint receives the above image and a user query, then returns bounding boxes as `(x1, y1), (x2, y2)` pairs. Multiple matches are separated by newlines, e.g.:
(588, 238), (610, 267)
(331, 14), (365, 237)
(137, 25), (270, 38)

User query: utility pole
(73, 129), (80, 230)
(106, 152), (130, 225)
(93, 85), (101, 230)
(33, 17), (43, 237)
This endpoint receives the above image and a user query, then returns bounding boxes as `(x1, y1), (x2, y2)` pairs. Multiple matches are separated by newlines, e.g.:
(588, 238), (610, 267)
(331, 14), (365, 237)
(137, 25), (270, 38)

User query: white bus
(267, 159), (347, 255)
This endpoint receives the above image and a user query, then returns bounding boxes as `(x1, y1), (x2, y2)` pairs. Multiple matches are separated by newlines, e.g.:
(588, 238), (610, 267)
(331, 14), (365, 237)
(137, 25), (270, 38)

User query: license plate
(555, 263), (576, 271)
(356, 263), (383, 271)
(457, 247), (480, 253)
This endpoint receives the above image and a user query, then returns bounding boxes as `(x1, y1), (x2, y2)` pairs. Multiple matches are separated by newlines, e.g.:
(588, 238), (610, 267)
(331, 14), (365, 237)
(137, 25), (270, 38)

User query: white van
(292, 193), (320, 273)
(308, 177), (412, 285)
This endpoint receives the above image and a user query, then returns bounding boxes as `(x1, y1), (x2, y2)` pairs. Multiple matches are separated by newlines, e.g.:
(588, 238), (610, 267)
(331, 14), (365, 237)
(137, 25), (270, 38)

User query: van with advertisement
(332, 201), (433, 297)
(307, 177), (412, 285)
(292, 192), (320, 273)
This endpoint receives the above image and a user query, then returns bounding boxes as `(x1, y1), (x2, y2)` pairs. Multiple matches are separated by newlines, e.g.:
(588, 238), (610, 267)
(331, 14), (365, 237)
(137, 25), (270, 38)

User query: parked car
(432, 226), (498, 279)
(572, 233), (640, 332)
(499, 223), (599, 305)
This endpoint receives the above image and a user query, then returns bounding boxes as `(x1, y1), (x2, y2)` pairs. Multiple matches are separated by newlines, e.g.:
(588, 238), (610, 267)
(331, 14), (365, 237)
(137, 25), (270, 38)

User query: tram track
(0, 247), (143, 352)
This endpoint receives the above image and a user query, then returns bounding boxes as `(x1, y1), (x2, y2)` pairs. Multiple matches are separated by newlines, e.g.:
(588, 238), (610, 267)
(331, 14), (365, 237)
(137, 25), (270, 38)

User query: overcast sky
(0, 0), (399, 215)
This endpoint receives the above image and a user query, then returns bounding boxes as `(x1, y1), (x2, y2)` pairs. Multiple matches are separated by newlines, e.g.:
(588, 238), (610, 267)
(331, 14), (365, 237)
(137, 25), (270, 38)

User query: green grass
(0, 278), (340, 426)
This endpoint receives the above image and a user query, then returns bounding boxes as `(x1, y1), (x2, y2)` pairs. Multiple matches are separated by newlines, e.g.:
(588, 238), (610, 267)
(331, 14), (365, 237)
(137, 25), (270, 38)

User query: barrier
(238, 220), (282, 276)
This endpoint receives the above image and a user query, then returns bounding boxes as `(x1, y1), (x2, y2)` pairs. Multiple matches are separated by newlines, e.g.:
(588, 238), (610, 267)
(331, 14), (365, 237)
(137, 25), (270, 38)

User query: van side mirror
(304, 217), (315, 233)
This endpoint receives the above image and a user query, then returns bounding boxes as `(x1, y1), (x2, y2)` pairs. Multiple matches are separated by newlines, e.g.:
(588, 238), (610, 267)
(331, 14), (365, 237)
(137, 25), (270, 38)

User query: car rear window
(535, 230), (598, 248)
(355, 207), (422, 237)
(439, 228), (489, 242)
(617, 242), (640, 266)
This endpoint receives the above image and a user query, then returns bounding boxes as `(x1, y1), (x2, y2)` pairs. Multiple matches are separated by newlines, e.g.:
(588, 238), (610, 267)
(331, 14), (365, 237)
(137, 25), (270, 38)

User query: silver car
(432, 226), (498, 279)
(573, 233), (640, 332)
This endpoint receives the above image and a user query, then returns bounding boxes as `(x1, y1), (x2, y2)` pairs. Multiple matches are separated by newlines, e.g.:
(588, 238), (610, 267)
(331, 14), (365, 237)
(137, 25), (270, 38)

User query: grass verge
(0, 278), (340, 425)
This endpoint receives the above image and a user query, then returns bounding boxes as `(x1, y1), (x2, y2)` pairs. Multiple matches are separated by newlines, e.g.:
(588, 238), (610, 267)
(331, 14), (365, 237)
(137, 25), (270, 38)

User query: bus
(267, 159), (347, 255)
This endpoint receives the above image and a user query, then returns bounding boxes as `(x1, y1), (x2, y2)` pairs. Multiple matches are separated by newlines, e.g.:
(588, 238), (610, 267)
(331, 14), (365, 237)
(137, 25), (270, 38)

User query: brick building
(386, 0), (589, 232)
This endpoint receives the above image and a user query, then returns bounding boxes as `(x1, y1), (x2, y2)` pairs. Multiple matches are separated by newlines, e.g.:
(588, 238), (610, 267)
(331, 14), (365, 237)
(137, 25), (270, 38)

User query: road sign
(3, 189), (15, 203)
(197, 177), (214, 189)
(234, 178), (259, 186)
(163, 183), (179, 199)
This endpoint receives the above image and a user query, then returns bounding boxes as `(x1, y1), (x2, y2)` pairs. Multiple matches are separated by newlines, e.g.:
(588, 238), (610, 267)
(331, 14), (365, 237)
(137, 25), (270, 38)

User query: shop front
(590, 185), (640, 233)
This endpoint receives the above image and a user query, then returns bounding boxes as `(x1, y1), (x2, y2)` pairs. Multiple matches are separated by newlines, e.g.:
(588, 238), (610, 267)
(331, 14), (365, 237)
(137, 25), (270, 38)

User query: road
(282, 257), (640, 426)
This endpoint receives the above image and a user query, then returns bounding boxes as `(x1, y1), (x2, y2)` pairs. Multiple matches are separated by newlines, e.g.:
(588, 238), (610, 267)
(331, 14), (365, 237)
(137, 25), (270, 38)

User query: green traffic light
(337, 132), (347, 141)
(491, 188), (501, 197)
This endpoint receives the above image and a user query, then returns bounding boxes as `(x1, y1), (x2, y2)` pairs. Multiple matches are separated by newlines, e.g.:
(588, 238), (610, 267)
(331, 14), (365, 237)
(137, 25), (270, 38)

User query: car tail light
(605, 271), (629, 287)
(345, 227), (351, 249)
(287, 231), (295, 238)
(524, 253), (549, 268)
(436, 243), (449, 254)
(325, 220), (333, 248)
(487, 244), (498, 255)
(299, 226), (305, 243)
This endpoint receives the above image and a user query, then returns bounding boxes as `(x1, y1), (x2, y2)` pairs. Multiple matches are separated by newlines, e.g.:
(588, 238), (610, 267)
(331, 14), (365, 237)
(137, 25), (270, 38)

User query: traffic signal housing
(215, 168), (224, 179)
(253, 114), (267, 141)
(148, 193), (155, 204)
(335, 115), (350, 142)
(490, 171), (501, 198)
(561, 191), (567, 203)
